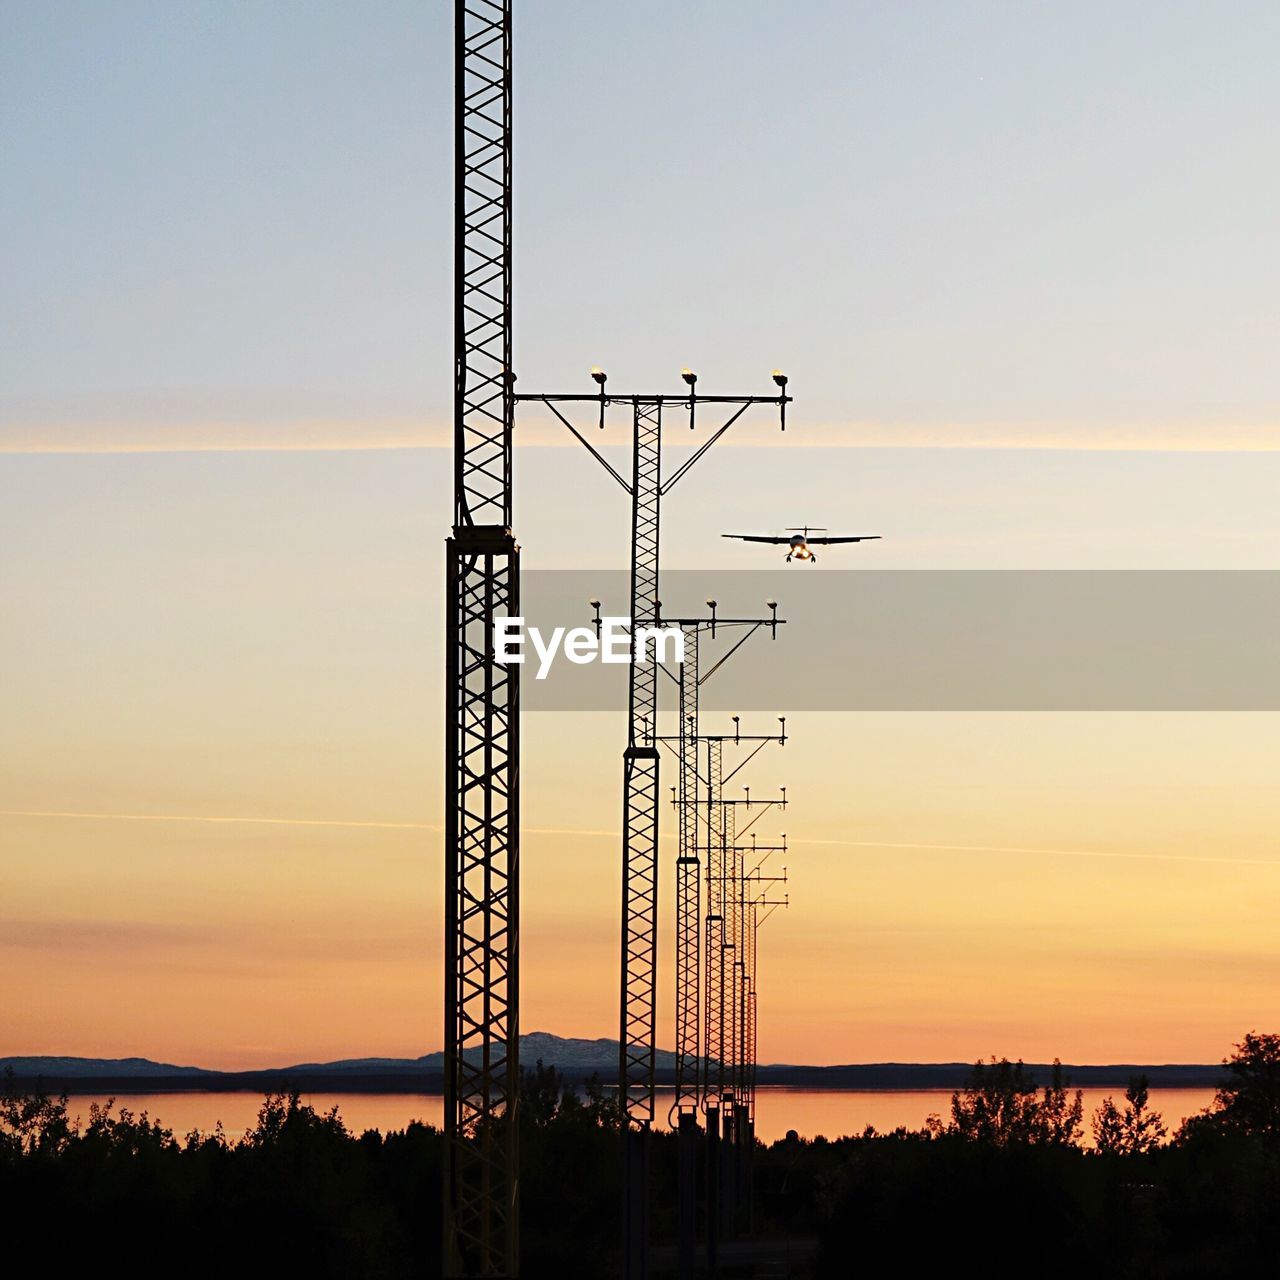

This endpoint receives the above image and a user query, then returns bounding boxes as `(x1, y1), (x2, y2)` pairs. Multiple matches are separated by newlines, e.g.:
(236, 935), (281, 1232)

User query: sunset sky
(3, 1), (1279, 1070)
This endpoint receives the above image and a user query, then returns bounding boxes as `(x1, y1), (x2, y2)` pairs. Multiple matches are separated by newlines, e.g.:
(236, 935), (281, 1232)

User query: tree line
(3, 1033), (1279, 1276)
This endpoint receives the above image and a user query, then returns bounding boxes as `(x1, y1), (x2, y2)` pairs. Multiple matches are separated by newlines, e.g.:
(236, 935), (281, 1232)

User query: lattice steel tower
(444, 2), (519, 1275)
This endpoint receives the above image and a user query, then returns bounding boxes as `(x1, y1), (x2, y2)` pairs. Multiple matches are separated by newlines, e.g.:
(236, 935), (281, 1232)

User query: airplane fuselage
(723, 525), (877, 562)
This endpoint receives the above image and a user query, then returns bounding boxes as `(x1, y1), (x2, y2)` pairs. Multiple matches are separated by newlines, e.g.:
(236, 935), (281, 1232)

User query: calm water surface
(69, 1086), (1217, 1147)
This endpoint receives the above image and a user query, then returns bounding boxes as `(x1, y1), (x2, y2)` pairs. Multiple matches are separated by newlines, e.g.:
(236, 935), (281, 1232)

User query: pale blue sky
(4, 0), (1279, 441)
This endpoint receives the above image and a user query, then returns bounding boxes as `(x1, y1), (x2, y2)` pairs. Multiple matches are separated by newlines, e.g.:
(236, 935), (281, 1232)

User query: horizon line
(0, 1044), (1228, 1073)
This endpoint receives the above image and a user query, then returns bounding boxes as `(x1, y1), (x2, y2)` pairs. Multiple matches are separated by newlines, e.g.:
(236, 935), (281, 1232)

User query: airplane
(721, 525), (881, 563)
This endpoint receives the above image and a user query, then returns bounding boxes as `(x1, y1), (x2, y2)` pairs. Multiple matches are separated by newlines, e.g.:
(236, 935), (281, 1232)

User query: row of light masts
(716, 828), (789, 1249)
(648, 613), (790, 1280)
(517, 368), (791, 1280)
(447, 4), (799, 1275)
(691, 730), (790, 1271)
(709, 788), (788, 1113)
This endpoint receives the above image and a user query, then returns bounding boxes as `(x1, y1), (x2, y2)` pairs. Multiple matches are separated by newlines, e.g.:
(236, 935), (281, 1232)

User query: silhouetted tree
(517, 1061), (620, 1277)
(1093, 1075), (1166, 1155)
(82, 1098), (179, 1155)
(0, 1070), (76, 1157)
(949, 1056), (1082, 1146)
(8, 1036), (1280, 1278)
(240, 1089), (349, 1147)
(1197, 1031), (1280, 1139)
(1038, 1059), (1085, 1147)
(519, 1058), (577, 1127)
(950, 1056), (1040, 1144)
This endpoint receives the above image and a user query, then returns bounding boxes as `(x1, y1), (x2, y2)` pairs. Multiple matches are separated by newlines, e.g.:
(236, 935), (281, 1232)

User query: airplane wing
(805, 535), (881, 545)
(721, 534), (790, 544)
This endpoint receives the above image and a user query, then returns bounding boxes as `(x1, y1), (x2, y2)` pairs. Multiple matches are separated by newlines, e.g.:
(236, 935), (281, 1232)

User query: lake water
(64, 1086), (1218, 1147)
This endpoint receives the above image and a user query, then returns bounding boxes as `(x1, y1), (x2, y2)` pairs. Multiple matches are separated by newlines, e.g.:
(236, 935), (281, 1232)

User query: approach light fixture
(771, 369), (788, 389)
(590, 368), (608, 427)
(681, 368), (699, 429)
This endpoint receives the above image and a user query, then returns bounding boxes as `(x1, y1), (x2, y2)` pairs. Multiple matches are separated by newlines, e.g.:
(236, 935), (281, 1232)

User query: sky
(2, 1), (1279, 1069)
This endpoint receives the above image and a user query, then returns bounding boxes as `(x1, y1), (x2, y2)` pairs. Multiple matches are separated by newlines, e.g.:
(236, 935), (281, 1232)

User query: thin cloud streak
(0, 442), (442, 455)
(803, 836), (1280, 870)
(5, 421), (1280, 455)
(4, 810), (1279, 869)
(0, 809), (436, 831)
(0, 809), (618, 841)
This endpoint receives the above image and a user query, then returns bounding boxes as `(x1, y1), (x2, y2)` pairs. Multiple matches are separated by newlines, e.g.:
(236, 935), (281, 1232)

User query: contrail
(0, 809), (616, 840)
(7, 423), (1280, 455)
(799, 836), (1280, 870)
(0, 441), (446, 455)
(3, 809), (1278, 868)
(0, 809), (437, 831)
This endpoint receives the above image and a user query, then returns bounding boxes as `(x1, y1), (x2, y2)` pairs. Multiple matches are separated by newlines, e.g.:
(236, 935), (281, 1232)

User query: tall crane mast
(445, 2), (519, 1276)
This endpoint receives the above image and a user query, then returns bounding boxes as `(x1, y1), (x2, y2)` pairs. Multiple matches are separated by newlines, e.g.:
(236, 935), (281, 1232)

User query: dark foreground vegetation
(3, 1033), (1279, 1278)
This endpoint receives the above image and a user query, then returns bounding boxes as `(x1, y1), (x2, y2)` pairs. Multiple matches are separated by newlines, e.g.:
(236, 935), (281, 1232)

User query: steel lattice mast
(445, 3), (519, 1276)
(673, 625), (701, 1280)
(622, 400), (663, 1129)
(703, 733), (727, 1272)
(619, 399), (663, 1279)
(674, 626), (701, 1119)
(720, 797), (740, 1236)
(704, 735), (726, 1103)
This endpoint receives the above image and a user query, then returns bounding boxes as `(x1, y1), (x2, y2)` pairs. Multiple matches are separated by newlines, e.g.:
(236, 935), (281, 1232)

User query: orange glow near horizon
(5, 710), (1279, 1072)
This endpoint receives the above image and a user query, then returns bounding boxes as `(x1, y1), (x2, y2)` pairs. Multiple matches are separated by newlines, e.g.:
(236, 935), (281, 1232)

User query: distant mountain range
(1, 1033), (1226, 1093)
(0, 1055), (211, 1079)
(276, 1032), (676, 1076)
